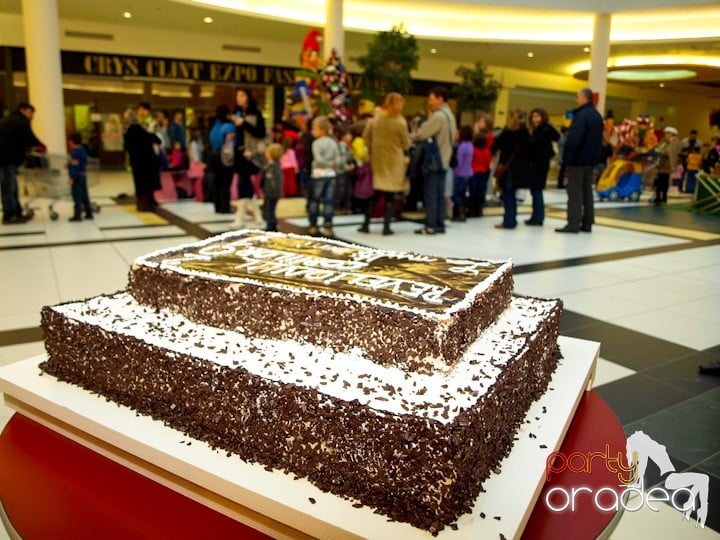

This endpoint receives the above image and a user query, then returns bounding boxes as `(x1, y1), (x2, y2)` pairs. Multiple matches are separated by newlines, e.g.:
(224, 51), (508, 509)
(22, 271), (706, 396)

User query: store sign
(4, 46), (452, 94)
(69, 52), (322, 86)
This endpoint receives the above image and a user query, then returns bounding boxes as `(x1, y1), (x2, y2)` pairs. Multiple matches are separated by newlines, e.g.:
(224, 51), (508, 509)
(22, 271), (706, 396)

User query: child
(684, 149), (702, 193)
(451, 125), (474, 222)
(260, 143), (283, 232)
(308, 116), (338, 237)
(67, 133), (92, 222)
(169, 141), (184, 170)
(350, 122), (370, 213)
(187, 128), (205, 182)
(279, 135), (299, 196)
(469, 132), (492, 217)
(334, 126), (355, 214)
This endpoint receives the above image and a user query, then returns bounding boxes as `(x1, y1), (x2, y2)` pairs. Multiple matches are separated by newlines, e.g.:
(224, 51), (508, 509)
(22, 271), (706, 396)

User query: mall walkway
(0, 171), (718, 539)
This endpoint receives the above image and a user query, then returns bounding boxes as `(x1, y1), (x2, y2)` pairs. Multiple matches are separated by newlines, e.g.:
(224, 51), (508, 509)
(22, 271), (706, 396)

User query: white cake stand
(0, 335), (598, 539)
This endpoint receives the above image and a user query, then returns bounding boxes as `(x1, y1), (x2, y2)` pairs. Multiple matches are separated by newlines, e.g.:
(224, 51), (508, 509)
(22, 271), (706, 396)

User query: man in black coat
(556, 88), (604, 233)
(0, 102), (44, 224)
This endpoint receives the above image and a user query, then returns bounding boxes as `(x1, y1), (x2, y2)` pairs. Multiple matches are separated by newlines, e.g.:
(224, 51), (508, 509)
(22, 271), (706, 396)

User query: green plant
(356, 24), (419, 103)
(453, 62), (501, 115)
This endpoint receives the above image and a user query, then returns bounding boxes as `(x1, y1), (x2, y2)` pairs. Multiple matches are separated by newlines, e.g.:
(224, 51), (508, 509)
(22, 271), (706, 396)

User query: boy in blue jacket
(68, 133), (92, 222)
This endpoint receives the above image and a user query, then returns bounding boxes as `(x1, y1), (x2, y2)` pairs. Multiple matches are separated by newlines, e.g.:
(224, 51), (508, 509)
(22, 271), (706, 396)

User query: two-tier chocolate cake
(40, 230), (563, 534)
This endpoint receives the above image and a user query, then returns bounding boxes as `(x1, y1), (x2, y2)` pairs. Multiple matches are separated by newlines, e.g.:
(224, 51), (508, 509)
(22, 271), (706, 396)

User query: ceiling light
(527, 52), (534, 58)
(583, 47), (590, 53)
(607, 69), (696, 81)
(203, 16), (214, 23)
(123, 11), (132, 19)
(430, 48), (437, 54)
(182, 0), (720, 42)
(659, 83), (665, 87)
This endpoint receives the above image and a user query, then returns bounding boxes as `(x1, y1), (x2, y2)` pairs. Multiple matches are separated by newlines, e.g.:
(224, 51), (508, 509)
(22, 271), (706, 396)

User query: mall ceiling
(1, 0), (719, 97)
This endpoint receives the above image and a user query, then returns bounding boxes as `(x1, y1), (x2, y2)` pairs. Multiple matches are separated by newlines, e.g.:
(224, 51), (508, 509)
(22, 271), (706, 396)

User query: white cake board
(0, 336), (598, 540)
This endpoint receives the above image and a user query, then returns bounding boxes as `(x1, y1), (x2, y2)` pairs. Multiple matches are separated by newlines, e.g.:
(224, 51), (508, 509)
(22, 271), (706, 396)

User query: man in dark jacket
(0, 102), (44, 224)
(556, 88), (604, 233)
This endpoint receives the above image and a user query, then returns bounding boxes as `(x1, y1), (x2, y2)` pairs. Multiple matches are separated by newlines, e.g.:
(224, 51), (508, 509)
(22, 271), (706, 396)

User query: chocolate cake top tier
(48, 292), (560, 425)
(132, 230), (512, 317)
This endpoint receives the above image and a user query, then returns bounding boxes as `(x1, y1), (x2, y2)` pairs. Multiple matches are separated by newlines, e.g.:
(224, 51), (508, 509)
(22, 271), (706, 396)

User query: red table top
(0, 390), (625, 539)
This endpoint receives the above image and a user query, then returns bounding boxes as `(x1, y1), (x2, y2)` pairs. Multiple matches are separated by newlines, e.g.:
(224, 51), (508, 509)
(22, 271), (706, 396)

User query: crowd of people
(5, 85), (719, 233)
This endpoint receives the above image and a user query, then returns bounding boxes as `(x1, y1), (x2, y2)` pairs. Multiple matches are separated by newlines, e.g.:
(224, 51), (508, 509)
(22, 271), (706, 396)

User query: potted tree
(453, 61), (501, 123)
(356, 24), (420, 103)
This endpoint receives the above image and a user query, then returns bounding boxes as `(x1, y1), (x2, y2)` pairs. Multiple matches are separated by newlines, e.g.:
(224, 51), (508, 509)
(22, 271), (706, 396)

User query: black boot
(450, 203), (461, 222)
(69, 211), (82, 222)
(457, 205), (467, 222)
(467, 198), (479, 218)
(358, 198), (373, 233)
(382, 194), (394, 235)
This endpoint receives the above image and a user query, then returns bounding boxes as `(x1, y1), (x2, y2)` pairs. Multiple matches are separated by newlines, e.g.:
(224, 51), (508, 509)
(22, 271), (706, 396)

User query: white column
(324, 0), (344, 60)
(588, 13), (611, 116)
(21, 0), (66, 155)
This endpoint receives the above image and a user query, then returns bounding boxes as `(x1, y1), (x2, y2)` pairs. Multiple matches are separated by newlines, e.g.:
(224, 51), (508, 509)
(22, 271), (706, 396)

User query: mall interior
(0, 0), (719, 538)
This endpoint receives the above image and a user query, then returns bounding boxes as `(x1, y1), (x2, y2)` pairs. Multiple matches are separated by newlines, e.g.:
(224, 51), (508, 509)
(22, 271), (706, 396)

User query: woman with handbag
(491, 109), (530, 229)
(358, 92), (411, 236)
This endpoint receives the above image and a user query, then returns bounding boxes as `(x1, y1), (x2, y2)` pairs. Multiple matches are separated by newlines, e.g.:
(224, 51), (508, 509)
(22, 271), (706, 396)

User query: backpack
(421, 138), (442, 176)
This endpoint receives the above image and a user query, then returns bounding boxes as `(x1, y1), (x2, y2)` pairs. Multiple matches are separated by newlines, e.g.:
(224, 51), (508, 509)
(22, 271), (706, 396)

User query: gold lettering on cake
(166, 234), (501, 311)
(448, 260), (494, 275)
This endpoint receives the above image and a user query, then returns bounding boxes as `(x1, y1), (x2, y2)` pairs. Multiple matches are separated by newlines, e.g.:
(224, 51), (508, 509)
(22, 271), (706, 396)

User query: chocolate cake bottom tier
(40, 292), (562, 534)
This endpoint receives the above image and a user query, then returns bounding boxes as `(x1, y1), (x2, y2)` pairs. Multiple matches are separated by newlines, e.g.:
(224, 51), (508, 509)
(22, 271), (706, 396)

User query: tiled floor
(0, 171), (718, 539)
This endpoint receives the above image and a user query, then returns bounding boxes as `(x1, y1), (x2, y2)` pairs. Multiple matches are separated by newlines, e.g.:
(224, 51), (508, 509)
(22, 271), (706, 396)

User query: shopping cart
(19, 152), (101, 220)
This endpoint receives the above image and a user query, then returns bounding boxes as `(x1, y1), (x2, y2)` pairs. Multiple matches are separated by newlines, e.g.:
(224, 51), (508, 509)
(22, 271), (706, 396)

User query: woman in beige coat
(359, 92), (411, 235)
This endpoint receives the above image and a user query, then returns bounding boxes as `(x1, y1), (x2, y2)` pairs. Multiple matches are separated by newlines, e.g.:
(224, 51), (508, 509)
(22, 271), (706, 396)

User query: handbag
(353, 163), (374, 199)
(220, 140), (235, 167)
(494, 146), (520, 187)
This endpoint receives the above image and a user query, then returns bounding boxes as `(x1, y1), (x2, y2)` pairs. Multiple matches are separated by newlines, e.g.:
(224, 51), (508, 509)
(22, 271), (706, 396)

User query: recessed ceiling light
(203, 16), (214, 23)
(430, 48), (437, 54)
(659, 82), (665, 87)
(123, 11), (132, 19)
(527, 52), (534, 58)
(583, 47), (590, 53)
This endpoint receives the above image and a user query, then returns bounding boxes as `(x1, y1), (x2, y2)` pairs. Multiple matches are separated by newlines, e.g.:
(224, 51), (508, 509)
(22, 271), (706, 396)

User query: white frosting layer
(132, 230), (513, 321)
(52, 292), (559, 425)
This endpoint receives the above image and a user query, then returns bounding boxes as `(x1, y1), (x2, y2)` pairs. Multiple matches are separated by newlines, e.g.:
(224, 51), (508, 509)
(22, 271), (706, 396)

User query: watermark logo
(544, 430), (709, 528)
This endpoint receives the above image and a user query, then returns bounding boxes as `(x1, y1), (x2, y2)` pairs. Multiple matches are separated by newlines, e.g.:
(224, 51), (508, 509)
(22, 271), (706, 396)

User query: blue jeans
(0, 164), (20, 221)
(308, 175), (335, 226)
(71, 173), (92, 216)
(469, 172), (488, 202)
(529, 187), (544, 223)
(264, 196), (279, 231)
(423, 169), (446, 231)
(452, 175), (470, 206)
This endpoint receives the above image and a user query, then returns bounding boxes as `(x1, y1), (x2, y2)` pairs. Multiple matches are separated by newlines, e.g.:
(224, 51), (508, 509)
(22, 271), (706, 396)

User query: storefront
(0, 46), (449, 165)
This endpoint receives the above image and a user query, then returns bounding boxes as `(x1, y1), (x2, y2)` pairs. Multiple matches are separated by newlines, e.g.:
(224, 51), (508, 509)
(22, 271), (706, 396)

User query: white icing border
(132, 230), (513, 321)
(51, 292), (559, 426)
